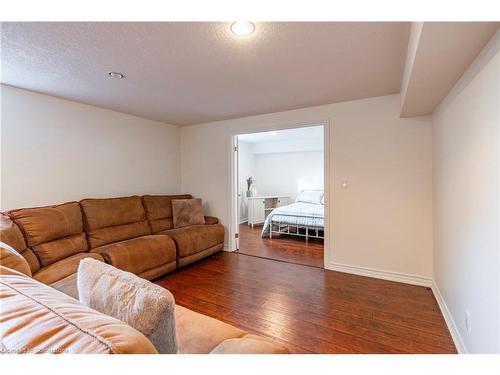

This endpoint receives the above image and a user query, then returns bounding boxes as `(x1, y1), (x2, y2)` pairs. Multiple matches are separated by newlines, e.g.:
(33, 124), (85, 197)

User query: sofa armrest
(204, 216), (219, 225)
(1, 270), (159, 354)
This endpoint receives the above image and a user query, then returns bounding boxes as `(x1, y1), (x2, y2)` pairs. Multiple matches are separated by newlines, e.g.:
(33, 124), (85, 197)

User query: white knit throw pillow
(77, 258), (177, 354)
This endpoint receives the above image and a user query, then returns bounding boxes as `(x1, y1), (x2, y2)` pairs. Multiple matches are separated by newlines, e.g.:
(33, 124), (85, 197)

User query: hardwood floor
(237, 223), (324, 268)
(155, 252), (457, 354)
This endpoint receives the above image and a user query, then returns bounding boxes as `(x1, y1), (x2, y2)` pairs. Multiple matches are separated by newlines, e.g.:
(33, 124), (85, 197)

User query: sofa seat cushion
(210, 334), (289, 354)
(0, 266), (157, 354)
(52, 265), (178, 303)
(33, 253), (104, 285)
(8, 202), (88, 267)
(175, 304), (245, 353)
(50, 273), (78, 300)
(161, 224), (224, 258)
(175, 304), (288, 354)
(90, 235), (176, 277)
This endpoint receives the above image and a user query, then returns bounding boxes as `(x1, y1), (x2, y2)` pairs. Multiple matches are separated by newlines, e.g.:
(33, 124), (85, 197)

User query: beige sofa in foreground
(0, 243), (288, 354)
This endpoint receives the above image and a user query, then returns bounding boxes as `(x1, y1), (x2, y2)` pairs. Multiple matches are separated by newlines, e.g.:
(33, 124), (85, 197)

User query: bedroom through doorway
(233, 125), (326, 268)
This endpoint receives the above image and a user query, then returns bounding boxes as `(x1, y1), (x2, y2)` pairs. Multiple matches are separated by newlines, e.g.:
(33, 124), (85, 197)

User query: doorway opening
(232, 124), (327, 268)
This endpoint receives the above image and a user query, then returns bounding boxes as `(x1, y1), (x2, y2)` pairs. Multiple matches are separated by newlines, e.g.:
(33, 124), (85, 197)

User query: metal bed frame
(269, 213), (324, 242)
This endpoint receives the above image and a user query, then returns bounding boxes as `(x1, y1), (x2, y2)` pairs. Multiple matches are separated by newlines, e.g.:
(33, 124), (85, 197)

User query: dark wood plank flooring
(155, 252), (456, 354)
(237, 223), (324, 268)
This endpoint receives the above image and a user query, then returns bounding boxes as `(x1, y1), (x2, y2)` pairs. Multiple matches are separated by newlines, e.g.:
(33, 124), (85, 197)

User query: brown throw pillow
(172, 198), (206, 228)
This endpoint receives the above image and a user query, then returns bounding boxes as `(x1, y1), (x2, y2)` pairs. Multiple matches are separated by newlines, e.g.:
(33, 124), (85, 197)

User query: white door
(234, 136), (240, 250)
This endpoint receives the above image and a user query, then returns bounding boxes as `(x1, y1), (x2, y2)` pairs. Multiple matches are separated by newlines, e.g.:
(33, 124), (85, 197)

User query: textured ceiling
(1, 22), (410, 125)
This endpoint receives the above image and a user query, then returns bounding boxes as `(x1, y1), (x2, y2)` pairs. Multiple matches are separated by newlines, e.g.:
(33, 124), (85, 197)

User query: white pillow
(78, 258), (177, 354)
(295, 190), (324, 205)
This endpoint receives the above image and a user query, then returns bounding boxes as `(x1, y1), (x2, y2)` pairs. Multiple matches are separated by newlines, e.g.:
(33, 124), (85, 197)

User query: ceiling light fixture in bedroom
(108, 72), (125, 79)
(230, 22), (255, 36)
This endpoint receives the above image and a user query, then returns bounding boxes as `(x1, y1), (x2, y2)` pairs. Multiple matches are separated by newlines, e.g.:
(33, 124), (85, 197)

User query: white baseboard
(431, 280), (467, 354)
(239, 219), (248, 224)
(326, 261), (433, 287)
(222, 244), (235, 252)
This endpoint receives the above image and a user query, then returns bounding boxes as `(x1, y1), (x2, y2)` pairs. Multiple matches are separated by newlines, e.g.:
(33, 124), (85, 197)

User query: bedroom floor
(237, 223), (324, 268)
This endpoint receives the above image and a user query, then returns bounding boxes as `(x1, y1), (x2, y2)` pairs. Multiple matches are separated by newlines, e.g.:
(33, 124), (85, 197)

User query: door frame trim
(228, 119), (331, 268)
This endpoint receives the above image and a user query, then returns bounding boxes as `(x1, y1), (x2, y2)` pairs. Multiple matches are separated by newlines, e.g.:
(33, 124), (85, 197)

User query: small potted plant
(246, 177), (254, 197)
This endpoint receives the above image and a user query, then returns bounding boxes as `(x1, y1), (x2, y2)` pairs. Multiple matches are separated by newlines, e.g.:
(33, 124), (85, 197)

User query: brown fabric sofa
(142, 195), (225, 267)
(80, 196), (177, 280)
(0, 244), (288, 354)
(1, 194), (225, 294)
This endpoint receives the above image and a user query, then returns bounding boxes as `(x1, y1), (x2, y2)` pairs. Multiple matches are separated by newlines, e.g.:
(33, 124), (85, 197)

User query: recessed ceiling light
(271, 131), (278, 136)
(230, 22), (255, 37)
(108, 72), (125, 79)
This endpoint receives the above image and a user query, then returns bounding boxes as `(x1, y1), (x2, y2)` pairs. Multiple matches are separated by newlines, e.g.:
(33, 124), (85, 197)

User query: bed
(261, 190), (324, 241)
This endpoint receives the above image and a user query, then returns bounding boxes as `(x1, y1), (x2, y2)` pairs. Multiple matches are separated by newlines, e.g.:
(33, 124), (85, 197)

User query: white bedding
(261, 202), (324, 237)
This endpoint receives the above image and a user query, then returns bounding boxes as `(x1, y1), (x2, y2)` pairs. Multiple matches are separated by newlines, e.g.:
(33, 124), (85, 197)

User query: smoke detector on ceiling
(108, 72), (125, 79)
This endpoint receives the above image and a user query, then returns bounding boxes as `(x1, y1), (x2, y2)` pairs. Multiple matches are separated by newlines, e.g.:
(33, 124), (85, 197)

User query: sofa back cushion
(142, 194), (192, 233)
(0, 213), (40, 274)
(80, 196), (150, 248)
(0, 242), (32, 277)
(0, 265), (158, 354)
(8, 202), (87, 268)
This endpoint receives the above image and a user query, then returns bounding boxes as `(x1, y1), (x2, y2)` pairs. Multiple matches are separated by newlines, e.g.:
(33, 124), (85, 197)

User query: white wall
(237, 140), (256, 222)
(432, 31), (499, 353)
(252, 137), (323, 154)
(254, 151), (324, 202)
(1, 85), (181, 210)
(180, 94), (433, 280)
